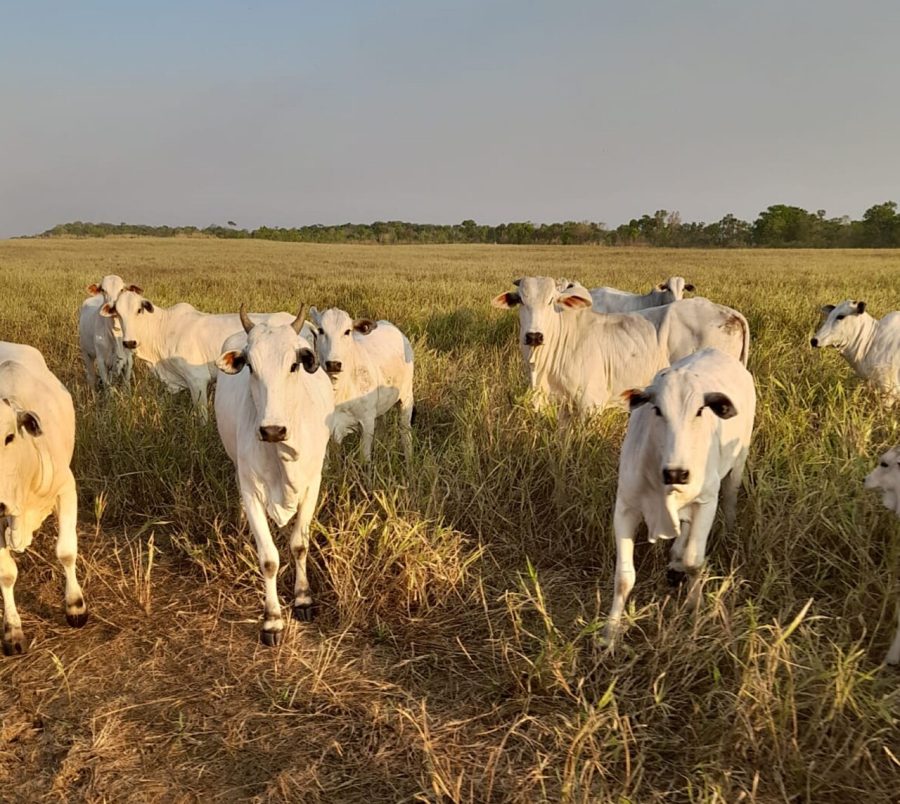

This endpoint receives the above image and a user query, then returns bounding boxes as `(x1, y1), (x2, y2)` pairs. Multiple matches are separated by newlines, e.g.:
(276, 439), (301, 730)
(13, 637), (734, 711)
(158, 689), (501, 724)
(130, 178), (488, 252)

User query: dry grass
(0, 238), (898, 802)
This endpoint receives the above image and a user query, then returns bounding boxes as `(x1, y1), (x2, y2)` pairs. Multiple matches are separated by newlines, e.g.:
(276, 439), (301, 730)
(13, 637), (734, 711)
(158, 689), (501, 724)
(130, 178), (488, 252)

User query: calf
(215, 306), (333, 645)
(811, 300), (900, 403)
(590, 276), (695, 313)
(606, 348), (755, 642)
(863, 447), (900, 665)
(309, 307), (414, 462)
(79, 295), (132, 389)
(0, 342), (88, 655)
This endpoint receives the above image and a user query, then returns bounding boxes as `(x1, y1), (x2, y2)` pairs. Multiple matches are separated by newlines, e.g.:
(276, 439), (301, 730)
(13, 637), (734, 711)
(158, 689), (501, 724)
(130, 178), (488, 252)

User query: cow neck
(134, 303), (173, 365)
(530, 310), (567, 381)
(329, 341), (360, 404)
(839, 313), (877, 372)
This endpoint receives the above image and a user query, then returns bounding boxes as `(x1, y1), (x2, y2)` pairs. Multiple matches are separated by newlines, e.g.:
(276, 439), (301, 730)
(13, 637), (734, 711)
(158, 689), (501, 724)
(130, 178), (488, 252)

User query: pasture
(0, 238), (898, 802)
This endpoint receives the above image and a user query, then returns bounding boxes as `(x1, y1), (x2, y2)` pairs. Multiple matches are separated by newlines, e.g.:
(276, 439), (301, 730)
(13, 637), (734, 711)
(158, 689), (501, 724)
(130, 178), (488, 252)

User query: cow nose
(123, 340), (137, 350)
(325, 361), (342, 373)
(662, 467), (690, 486)
(259, 425), (287, 442)
(524, 332), (544, 346)
(810, 337), (819, 347)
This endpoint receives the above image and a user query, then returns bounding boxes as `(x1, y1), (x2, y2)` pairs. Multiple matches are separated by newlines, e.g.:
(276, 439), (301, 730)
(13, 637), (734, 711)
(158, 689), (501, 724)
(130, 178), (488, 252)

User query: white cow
(101, 290), (296, 417)
(492, 277), (748, 415)
(606, 348), (756, 642)
(79, 296), (132, 389)
(590, 276), (695, 313)
(863, 446), (900, 665)
(0, 342), (88, 655)
(215, 306), (334, 645)
(87, 274), (141, 306)
(309, 307), (414, 463)
(811, 300), (900, 403)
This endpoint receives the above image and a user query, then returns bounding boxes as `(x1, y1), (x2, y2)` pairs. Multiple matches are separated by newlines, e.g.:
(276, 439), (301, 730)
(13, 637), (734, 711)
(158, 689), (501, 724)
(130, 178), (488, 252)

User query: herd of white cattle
(1, 273), (898, 663)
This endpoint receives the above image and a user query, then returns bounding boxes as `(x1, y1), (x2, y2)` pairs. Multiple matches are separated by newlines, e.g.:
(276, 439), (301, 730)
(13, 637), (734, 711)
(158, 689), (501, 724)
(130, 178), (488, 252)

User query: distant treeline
(37, 201), (900, 247)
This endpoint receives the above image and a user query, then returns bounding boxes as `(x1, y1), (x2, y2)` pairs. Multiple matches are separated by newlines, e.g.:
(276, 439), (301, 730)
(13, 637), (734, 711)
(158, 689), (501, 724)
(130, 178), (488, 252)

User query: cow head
(87, 275), (141, 305)
(100, 289), (154, 350)
(492, 276), (592, 348)
(656, 276), (694, 300)
(627, 367), (738, 495)
(864, 446), (900, 517)
(810, 300), (867, 348)
(308, 306), (377, 377)
(0, 396), (43, 552)
(216, 305), (318, 443)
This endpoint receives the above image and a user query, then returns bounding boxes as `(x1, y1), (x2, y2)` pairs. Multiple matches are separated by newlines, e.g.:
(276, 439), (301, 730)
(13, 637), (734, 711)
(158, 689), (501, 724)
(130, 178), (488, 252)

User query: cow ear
(216, 350), (246, 374)
(512, 278), (523, 287)
(491, 291), (520, 309)
(87, 283), (101, 295)
(141, 300), (155, 313)
(684, 283), (695, 292)
(126, 284), (143, 294)
(657, 282), (667, 291)
(309, 306), (321, 326)
(99, 303), (116, 317)
(557, 287), (592, 310)
(704, 392), (737, 419)
(353, 318), (377, 335)
(624, 388), (651, 411)
(297, 347), (318, 374)
(855, 301), (866, 314)
(16, 409), (42, 437)
(821, 304), (835, 315)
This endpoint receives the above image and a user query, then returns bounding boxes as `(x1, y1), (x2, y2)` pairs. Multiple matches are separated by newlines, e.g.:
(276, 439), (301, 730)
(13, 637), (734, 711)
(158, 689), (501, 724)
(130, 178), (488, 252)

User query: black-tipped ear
(353, 318), (377, 335)
(87, 283), (101, 295)
(512, 278), (523, 287)
(821, 304), (836, 315)
(126, 284), (143, 294)
(141, 299), (155, 313)
(99, 303), (116, 318)
(704, 392), (737, 419)
(625, 388), (651, 411)
(491, 291), (521, 309)
(657, 282), (667, 291)
(684, 283), (695, 292)
(298, 347), (318, 374)
(17, 410), (42, 437)
(856, 301), (866, 314)
(216, 350), (246, 375)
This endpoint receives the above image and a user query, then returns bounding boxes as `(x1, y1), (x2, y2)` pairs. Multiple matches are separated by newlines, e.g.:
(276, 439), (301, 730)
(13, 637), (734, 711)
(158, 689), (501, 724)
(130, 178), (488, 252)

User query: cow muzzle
(524, 332), (544, 347)
(259, 425), (288, 443)
(123, 340), (138, 350)
(662, 467), (690, 486)
(324, 361), (342, 375)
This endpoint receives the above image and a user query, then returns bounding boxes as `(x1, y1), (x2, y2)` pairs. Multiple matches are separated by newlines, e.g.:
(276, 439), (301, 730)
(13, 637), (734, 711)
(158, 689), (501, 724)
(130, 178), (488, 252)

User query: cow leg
(887, 603), (900, 665)
(122, 353), (133, 389)
(82, 352), (99, 390)
(0, 547), (25, 656)
(56, 474), (88, 628)
(722, 448), (748, 531)
(289, 476), (322, 622)
(191, 381), (210, 422)
(243, 492), (283, 646)
(680, 500), (718, 612)
(606, 502), (642, 643)
(359, 412), (375, 464)
(667, 518), (693, 585)
(399, 394), (414, 463)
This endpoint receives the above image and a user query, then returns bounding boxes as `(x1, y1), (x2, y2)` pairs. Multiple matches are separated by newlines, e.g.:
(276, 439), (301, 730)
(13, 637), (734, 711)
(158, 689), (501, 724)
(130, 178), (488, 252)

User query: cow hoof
(2, 630), (25, 657)
(292, 603), (314, 622)
(260, 629), (283, 647)
(667, 569), (687, 588)
(66, 610), (89, 629)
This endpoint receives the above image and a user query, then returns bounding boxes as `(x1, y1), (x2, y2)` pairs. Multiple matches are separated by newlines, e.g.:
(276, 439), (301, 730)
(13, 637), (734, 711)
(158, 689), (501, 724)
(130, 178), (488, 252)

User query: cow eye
(881, 461), (889, 468)
(696, 407), (704, 417)
(290, 362), (299, 373)
(317, 327), (324, 335)
(4, 433), (13, 445)
(652, 406), (662, 417)
(836, 314), (845, 321)
(344, 329), (351, 336)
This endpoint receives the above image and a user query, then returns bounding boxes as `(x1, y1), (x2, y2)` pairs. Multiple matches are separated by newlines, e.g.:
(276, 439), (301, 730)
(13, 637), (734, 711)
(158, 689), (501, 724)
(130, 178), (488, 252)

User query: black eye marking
(652, 406), (662, 417)
(696, 408), (704, 417)
(881, 461), (890, 468)
(344, 329), (351, 336)
(318, 327), (324, 335)
(290, 362), (299, 373)
(4, 433), (13, 445)
(836, 314), (845, 320)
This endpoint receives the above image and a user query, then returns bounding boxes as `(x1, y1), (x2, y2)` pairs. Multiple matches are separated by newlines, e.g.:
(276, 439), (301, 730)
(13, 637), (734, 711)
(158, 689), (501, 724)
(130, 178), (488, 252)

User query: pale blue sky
(2, 1), (898, 237)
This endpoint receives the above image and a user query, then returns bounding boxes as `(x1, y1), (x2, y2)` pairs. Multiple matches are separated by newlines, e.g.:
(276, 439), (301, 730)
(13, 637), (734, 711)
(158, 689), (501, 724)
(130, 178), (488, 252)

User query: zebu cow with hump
(590, 276), (695, 313)
(606, 348), (756, 644)
(215, 305), (333, 646)
(102, 290), (297, 417)
(0, 342), (88, 655)
(309, 306), (415, 463)
(863, 446), (900, 665)
(79, 295), (131, 389)
(811, 300), (900, 403)
(492, 277), (749, 415)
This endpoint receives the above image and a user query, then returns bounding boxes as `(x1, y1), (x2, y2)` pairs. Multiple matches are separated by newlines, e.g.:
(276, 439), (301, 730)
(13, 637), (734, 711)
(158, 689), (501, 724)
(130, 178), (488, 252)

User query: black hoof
(667, 569), (687, 588)
(2, 637), (25, 657)
(292, 603), (314, 622)
(66, 610), (89, 629)
(260, 629), (283, 647)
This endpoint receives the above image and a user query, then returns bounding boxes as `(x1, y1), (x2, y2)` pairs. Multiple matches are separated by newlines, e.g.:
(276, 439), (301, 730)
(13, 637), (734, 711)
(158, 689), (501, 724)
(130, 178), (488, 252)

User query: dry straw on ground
(0, 239), (898, 802)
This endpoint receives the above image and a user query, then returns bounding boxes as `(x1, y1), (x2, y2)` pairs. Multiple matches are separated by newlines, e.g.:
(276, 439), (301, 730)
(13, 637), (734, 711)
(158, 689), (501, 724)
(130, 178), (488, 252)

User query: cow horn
(291, 304), (308, 334)
(239, 304), (255, 333)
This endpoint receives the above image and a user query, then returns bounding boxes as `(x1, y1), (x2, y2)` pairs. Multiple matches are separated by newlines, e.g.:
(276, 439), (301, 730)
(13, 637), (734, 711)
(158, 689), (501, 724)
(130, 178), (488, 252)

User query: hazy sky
(2, 1), (899, 237)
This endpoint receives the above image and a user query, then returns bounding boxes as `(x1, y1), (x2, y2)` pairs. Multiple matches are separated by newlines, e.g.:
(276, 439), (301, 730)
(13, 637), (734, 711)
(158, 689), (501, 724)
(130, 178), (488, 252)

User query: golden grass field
(0, 238), (898, 802)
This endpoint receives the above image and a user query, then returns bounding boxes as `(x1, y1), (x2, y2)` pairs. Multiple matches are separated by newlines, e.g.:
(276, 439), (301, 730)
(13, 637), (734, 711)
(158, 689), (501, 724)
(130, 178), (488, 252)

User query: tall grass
(0, 238), (897, 801)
